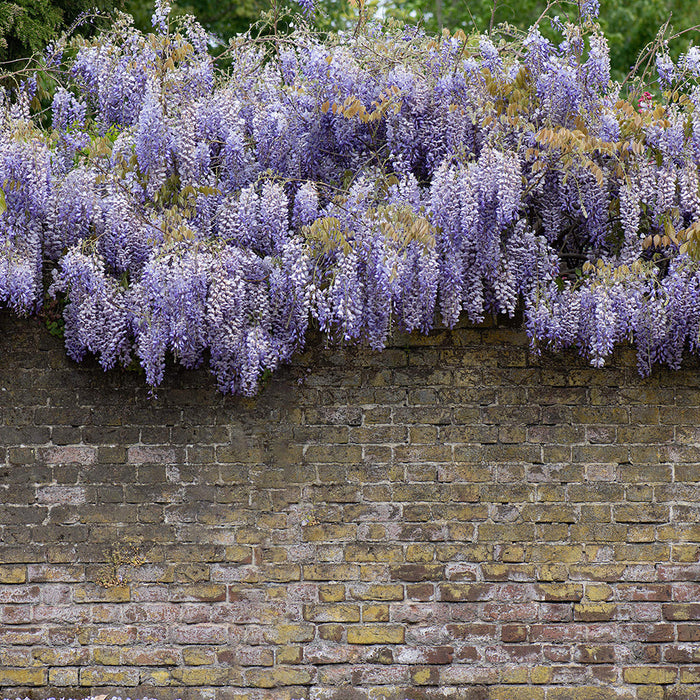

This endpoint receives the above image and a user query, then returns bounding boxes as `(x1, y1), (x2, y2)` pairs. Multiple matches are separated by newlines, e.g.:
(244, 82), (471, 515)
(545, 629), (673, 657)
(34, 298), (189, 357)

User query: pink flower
(638, 91), (653, 111)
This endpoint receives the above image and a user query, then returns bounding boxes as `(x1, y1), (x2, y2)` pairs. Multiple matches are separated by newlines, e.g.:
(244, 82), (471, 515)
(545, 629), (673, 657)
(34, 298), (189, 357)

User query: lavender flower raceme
(0, 6), (698, 392)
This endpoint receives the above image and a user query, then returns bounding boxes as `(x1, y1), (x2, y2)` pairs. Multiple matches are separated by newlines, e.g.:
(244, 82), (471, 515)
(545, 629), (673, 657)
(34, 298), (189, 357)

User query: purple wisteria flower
(1, 8), (700, 392)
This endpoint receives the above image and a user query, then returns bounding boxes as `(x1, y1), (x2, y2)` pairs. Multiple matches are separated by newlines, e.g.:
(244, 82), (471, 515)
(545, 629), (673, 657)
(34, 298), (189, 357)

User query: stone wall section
(1, 314), (699, 700)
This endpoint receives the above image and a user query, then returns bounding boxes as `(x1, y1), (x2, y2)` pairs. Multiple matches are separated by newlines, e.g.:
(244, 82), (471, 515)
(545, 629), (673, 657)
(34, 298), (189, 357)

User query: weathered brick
(0, 667), (47, 686)
(439, 582), (492, 602)
(623, 666), (678, 684)
(80, 667), (140, 685)
(48, 667), (79, 686)
(535, 583), (584, 602)
(42, 445), (96, 465)
(172, 667), (231, 685)
(303, 563), (360, 580)
(169, 624), (229, 644)
(265, 624), (315, 644)
(4, 318), (700, 697)
(0, 566), (26, 584)
(348, 584), (404, 601)
(574, 603), (618, 622)
(303, 603), (360, 622)
(347, 625), (405, 644)
(318, 584), (345, 602)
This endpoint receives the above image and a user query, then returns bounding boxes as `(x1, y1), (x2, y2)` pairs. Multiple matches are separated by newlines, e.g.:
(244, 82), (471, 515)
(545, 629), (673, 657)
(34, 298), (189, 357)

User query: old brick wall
(1, 312), (700, 700)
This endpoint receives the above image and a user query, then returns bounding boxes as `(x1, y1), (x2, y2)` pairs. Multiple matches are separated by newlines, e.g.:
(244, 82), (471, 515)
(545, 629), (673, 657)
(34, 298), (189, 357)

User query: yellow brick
(266, 587), (287, 600)
(636, 688), (664, 700)
(537, 563), (568, 581)
(0, 566), (26, 583)
(182, 647), (215, 665)
(319, 584), (345, 602)
(533, 544), (583, 563)
(172, 667), (230, 685)
(303, 524), (356, 541)
(303, 563), (359, 580)
(176, 563), (209, 581)
(224, 545), (253, 562)
(32, 648), (87, 665)
(406, 544), (434, 562)
(437, 543), (489, 562)
(586, 583), (613, 601)
(530, 666), (553, 684)
(260, 564), (300, 582)
(79, 627), (135, 645)
(501, 666), (529, 683)
(658, 524), (700, 542)
(345, 544), (403, 563)
(141, 669), (173, 686)
(482, 563), (536, 579)
(574, 602), (617, 621)
(672, 544), (700, 562)
(93, 647), (121, 665)
(48, 668), (79, 686)
(548, 689), (630, 700)
(628, 525), (655, 542)
(623, 667), (678, 684)
(175, 583), (227, 602)
(362, 604), (389, 622)
(347, 625), (404, 644)
(569, 564), (626, 581)
(366, 524), (386, 539)
(488, 686), (545, 700)
(680, 668), (700, 683)
(74, 584), (130, 603)
(80, 667), (139, 686)
(246, 668), (275, 688)
(274, 666), (313, 685)
(411, 667), (434, 685)
(0, 668), (46, 686)
(501, 545), (525, 562)
(352, 584), (404, 601)
(536, 583), (583, 601)
(276, 645), (303, 664)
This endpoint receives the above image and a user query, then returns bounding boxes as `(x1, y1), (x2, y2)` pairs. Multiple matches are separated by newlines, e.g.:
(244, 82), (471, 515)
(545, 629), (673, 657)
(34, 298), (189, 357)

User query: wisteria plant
(1, 0), (700, 394)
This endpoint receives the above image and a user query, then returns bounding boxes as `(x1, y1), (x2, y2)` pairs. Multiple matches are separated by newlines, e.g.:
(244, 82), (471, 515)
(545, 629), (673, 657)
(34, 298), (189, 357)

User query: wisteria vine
(2, 2), (700, 394)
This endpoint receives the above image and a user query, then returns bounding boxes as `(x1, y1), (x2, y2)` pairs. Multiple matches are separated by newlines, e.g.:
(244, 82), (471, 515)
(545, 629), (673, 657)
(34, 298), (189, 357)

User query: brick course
(1, 312), (700, 699)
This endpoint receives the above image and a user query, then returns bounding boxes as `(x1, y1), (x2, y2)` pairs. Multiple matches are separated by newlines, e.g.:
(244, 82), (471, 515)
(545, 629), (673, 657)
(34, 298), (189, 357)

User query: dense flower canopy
(2, 2), (700, 393)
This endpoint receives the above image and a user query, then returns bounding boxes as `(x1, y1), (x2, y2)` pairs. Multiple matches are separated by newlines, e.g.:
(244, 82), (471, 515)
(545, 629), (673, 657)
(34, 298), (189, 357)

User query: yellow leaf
(344, 101), (360, 118)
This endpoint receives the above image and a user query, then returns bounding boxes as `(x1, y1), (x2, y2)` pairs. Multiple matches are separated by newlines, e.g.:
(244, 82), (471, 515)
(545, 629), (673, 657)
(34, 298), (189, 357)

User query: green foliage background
(0, 0), (125, 64)
(0, 0), (698, 83)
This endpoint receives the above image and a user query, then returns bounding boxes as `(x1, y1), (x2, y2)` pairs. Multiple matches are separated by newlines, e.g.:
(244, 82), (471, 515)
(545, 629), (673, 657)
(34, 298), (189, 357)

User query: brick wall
(1, 312), (700, 700)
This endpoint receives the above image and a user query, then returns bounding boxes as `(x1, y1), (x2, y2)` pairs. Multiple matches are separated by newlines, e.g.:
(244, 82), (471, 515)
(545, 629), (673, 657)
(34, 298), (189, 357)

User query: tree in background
(2, 0), (696, 79)
(125, 0), (268, 40)
(345, 0), (697, 81)
(0, 0), (125, 64)
(119, 0), (698, 81)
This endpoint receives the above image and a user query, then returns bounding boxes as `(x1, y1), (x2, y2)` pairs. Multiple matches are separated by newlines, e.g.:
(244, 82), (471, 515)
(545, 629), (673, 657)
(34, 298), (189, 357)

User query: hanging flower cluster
(2, 3), (700, 394)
